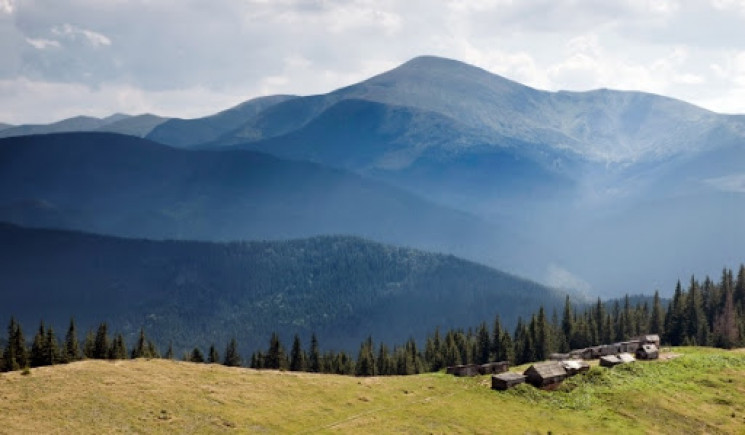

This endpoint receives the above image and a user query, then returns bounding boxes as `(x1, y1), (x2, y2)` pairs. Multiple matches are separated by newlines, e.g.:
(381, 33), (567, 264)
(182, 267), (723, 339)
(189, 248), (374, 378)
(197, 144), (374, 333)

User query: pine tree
(165, 343), (174, 360)
(714, 278), (739, 348)
(308, 333), (320, 373)
(475, 322), (491, 364)
(376, 343), (393, 375)
(208, 344), (219, 364)
(108, 333), (127, 360)
(223, 338), (241, 367)
(266, 332), (287, 370)
(649, 290), (665, 335)
(93, 323), (110, 359)
(30, 321), (46, 368)
(289, 334), (307, 372)
(44, 326), (60, 365)
(190, 347), (205, 363)
(561, 296), (574, 351)
(83, 330), (96, 359)
(64, 318), (80, 363)
(3, 317), (28, 371)
(147, 340), (160, 358)
(131, 328), (150, 359)
(354, 336), (375, 376)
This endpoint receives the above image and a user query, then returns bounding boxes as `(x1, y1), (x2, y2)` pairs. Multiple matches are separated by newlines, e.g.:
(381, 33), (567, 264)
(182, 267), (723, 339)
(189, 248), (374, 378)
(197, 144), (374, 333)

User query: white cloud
(51, 24), (111, 47)
(704, 173), (745, 193)
(0, 0), (14, 14)
(2, 1), (745, 123)
(25, 37), (60, 50)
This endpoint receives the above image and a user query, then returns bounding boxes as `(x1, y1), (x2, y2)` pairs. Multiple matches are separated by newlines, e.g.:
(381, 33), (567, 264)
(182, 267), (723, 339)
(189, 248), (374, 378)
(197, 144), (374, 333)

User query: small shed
(619, 340), (640, 353)
(561, 360), (590, 376)
(447, 364), (481, 377)
(492, 372), (526, 391)
(636, 344), (659, 360)
(600, 344), (622, 356)
(479, 361), (509, 375)
(599, 355), (622, 368)
(637, 334), (661, 347)
(523, 361), (567, 388)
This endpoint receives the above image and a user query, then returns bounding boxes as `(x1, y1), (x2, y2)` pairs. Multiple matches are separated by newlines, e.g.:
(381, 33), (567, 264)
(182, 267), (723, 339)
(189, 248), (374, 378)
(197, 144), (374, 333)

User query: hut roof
(618, 353), (636, 363)
(561, 360), (587, 370)
(525, 361), (567, 379)
(494, 372), (525, 382)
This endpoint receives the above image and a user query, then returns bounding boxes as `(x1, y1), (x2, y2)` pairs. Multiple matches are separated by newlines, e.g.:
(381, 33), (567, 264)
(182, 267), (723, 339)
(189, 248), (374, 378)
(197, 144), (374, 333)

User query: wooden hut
(636, 334), (661, 347)
(447, 364), (481, 377)
(523, 361), (567, 388)
(492, 373), (526, 391)
(599, 355), (622, 368)
(636, 344), (659, 360)
(619, 340), (640, 353)
(561, 360), (590, 376)
(479, 361), (509, 375)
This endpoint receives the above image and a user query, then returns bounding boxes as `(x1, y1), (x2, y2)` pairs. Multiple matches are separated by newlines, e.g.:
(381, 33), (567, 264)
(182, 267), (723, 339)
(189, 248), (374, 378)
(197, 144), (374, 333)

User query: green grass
(2, 348), (745, 433)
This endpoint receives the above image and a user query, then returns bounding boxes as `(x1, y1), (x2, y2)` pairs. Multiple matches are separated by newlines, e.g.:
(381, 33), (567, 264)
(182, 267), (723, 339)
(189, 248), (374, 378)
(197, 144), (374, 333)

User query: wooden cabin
(636, 344), (659, 360)
(619, 340), (640, 353)
(561, 360), (590, 376)
(479, 361), (509, 375)
(492, 372), (526, 391)
(636, 334), (661, 347)
(523, 361), (567, 388)
(599, 355), (622, 368)
(447, 364), (481, 377)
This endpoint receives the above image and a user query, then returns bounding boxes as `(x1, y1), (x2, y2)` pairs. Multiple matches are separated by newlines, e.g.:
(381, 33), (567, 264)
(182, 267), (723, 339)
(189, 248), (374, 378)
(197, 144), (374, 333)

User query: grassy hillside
(2, 347), (745, 433)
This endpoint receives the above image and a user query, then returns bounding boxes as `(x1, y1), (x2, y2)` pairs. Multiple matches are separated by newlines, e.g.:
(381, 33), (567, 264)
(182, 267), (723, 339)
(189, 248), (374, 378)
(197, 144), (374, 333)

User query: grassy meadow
(2, 347), (745, 433)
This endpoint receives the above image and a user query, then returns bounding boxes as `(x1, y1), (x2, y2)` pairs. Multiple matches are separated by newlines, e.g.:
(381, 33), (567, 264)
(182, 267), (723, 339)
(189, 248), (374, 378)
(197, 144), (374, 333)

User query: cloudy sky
(2, 0), (745, 124)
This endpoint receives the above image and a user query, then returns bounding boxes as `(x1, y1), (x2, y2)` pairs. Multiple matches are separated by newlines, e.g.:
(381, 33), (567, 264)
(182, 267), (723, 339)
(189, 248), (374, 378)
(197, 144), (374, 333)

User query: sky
(2, 0), (745, 124)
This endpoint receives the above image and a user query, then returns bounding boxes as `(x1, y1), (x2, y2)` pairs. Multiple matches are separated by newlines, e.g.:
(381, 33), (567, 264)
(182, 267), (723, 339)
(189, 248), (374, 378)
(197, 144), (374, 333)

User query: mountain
(0, 132), (534, 272)
(146, 95), (297, 147)
(0, 113), (168, 139)
(0, 122), (12, 131)
(0, 222), (568, 355)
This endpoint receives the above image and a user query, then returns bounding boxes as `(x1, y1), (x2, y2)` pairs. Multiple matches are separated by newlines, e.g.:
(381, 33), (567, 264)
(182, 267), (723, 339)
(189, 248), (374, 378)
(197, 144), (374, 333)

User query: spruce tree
(165, 343), (174, 360)
(208, 344), (219, 364)
(44, 326), (60, 365)
(3, 317), (27, 371)
(475, 322), (491, 364)
(30, 321), (46, 368)
(131, 328), (149, 359)
(108, 334), (127, 360)
(650, 290), (665, 335)
(83, 330), (96, 359)
(64, 318), (80, 363)
(308, 333), (320, 373)
(223, 338), (241, 367)
(289, 334), (306, 372)
(266, 332), (287, 370)
(190, 347), (205, 363)
(93, 323), (110, 359)
(354, 336), (375, 376)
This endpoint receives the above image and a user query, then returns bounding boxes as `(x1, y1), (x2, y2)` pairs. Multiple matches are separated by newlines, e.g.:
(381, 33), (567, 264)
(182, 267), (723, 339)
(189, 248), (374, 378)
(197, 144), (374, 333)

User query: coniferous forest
(3, 265), (743, 376)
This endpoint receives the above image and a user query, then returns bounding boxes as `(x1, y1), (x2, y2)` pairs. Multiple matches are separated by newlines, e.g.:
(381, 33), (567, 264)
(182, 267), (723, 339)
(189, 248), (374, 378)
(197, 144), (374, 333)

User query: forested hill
(0, 223), (568, 356)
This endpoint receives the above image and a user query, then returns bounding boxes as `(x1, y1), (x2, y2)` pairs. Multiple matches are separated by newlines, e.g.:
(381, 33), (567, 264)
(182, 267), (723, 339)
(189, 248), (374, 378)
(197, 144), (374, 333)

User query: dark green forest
(0, 222), (567, 357)
(3, 265), (743, 376)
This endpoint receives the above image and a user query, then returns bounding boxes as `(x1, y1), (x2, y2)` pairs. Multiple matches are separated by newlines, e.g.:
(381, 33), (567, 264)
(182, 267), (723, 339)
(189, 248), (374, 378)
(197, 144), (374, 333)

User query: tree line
(3, 265), (744, 376)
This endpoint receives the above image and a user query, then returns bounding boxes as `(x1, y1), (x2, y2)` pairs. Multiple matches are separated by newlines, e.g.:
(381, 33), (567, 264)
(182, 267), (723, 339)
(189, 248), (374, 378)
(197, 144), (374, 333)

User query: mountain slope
(0, 132), (529, 271)
(0, 223), (567, 355)
(146, 95), (297, 147)
(0, 113), (168, 138)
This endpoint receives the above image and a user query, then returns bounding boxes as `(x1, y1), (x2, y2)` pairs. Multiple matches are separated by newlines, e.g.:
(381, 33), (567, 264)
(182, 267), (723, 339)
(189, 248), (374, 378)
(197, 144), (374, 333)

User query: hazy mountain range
(1, 55), (743, 304)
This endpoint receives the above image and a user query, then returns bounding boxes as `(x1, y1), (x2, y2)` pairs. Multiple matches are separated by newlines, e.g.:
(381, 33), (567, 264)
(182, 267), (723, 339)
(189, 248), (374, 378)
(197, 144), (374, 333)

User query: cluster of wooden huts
(486, 334), (661, 391)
